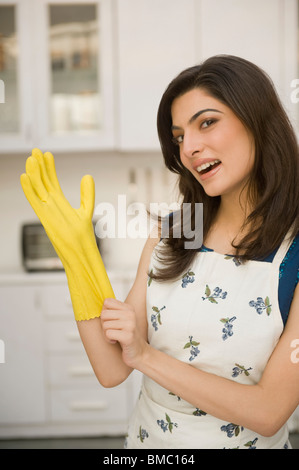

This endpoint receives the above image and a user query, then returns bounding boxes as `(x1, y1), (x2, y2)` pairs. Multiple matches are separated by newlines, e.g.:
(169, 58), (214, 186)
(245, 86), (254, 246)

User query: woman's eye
(172, 135), (184, 145)
(201, 119), (216, 129)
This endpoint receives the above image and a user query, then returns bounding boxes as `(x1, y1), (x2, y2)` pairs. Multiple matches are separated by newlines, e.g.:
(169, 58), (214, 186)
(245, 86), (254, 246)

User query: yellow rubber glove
(20, 148), (115, 321)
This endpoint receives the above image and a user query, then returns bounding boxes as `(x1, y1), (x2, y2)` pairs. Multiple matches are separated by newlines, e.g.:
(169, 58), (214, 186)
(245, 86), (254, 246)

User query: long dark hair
(152, 54), (299, 281)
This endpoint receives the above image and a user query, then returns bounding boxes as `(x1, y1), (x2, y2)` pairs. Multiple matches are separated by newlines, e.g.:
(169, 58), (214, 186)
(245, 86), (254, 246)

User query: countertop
(0, 268), (136, 285)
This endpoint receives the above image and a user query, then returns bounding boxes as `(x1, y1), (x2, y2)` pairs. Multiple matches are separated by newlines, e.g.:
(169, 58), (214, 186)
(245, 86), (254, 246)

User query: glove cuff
(63, 236), (115, 321)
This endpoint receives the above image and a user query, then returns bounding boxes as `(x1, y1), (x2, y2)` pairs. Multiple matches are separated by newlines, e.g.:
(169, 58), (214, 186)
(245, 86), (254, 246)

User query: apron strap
(272, 228), (295, 269)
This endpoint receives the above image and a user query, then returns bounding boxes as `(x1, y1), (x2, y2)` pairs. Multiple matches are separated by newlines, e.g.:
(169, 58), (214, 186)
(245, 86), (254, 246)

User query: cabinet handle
(70, 401), (108, 411)
(68, 366), (94, 377)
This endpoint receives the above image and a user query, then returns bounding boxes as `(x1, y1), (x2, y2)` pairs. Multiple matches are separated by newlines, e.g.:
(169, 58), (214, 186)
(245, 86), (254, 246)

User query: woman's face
(171, 88), (255, 199)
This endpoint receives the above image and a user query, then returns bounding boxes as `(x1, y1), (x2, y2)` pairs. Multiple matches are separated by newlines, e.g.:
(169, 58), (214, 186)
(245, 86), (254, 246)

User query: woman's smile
(192, 157), (222, 180)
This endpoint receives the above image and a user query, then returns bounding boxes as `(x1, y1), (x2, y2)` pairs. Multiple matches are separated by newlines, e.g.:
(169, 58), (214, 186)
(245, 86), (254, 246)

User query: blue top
(199, 233), (299, 326)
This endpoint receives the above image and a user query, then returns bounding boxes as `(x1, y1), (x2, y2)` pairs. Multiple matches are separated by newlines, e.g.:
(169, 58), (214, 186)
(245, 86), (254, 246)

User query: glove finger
(44, 151), (63, 192)
(20, 173), (43, 216)
(80, 175), (95, 219)
(31, 148), (52, 192)
(25, 156), (48, 202)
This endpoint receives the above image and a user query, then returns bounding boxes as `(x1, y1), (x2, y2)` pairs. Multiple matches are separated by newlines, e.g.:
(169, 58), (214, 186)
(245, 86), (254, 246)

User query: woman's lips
(195, 159), (221, 173)
(196, 161), (222, 181)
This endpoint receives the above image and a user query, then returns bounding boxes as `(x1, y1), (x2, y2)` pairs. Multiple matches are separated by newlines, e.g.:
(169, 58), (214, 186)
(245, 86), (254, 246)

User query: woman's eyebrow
(171, 108), (223, 130)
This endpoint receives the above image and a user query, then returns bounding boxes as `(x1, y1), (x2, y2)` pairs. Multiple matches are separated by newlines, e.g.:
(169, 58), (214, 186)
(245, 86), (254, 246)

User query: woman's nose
(181, 131), (204, 158)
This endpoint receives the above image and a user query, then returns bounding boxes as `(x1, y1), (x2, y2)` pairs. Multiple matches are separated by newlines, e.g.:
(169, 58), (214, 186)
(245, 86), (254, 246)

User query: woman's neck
(204, 192), (253, 254)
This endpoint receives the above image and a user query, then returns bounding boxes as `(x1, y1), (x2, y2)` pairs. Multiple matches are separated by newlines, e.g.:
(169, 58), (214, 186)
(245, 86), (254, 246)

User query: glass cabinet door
(0, 0), (34, 152)
(0, 4), (19, 133)
(0, 0), (114, 153)
(49, 4), (101, 135)
(35, 0), (114, 151)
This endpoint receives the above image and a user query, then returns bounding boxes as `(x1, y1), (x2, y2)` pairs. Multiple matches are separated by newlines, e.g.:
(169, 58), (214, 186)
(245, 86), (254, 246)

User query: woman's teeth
(196, 159), (221, 173)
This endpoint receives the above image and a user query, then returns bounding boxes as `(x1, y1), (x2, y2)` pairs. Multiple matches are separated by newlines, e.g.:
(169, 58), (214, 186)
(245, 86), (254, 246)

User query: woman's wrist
(129, 340), (153, 372)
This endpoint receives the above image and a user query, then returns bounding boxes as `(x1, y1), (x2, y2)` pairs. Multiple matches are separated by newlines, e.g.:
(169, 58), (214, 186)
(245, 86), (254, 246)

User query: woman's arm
(76, 231), (159, 388)
(102, 283), (299, 436)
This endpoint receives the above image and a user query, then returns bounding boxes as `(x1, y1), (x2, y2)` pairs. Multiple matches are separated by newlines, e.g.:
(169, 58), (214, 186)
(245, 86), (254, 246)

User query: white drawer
(42, 284), (73, 318)
(41, 276), (132, 319)
(49, 387), (128, 423)
(46, 320), (85, 353)
(47, 354), (98, 389)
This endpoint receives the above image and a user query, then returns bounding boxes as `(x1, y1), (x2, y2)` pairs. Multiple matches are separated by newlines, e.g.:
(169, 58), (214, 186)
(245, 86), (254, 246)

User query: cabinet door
(0, 0), (115, 153)
(33, 0), (115, 151)
(117, 0), (197, 150)
(199, 0), (296, 101)
(199, 0), (298, 129)
(0, 285), (46, 424)
(0, 0), (35, 153)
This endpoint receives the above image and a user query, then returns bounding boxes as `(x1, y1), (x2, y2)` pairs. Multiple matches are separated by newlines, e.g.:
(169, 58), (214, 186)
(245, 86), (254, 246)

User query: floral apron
(125, 233), (293, 449)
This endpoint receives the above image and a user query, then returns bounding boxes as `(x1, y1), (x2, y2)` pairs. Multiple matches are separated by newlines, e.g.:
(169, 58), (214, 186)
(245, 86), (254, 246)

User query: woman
(97, 55), (299, 449)
(22, 55), (299, 449)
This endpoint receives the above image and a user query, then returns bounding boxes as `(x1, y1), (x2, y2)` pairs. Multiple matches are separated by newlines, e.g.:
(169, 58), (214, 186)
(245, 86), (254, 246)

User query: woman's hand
(100, 298), (148, 369)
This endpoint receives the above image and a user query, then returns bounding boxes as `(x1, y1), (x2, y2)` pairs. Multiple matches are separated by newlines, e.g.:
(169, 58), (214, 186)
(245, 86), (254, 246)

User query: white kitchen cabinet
(0, 0), (297, 153)
(0, 272), (139, 438)
(116, 0), (197, 151)
(117, 0), (298, 150)
(41, 280), (130, 430)
(0, 0), (115, 153)
(199, 0), (298, 122)
(33, 0), (115, 152)
(0, 284), (46, 425)
(1, 0), (199, 153)
(49, 387), (128, 424)
(0, 0), (35, 152)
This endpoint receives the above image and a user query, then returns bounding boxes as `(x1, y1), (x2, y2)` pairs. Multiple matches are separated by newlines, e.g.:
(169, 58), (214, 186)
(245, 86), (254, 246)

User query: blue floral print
(249, 296), (272, 315)
(157, 413), (178, 433)
(147, 269), (153, 287)
(221, 423), (244, 438)
(224, 255), (242, 267)
(220, 316), (236, 340)
(184, 336), (200, 361)
(224, 438), (258, 449)
(244, 438), (258, 449)
(137, 426), (149, 443)
(232, 363), (252, 378)
(181, 270), (195, 288)
(202, 285), (227, 303)
(150, 305), (166, 331)
(193, 408), (207, 417)
(169, 392), (181, 401)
